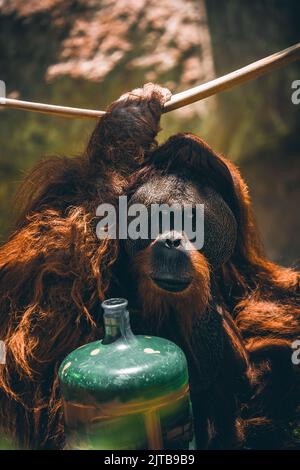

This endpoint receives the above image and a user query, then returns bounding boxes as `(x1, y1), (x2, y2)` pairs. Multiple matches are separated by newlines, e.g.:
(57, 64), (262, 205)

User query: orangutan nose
(164, 236), (182, 249)
(160, 231), (184, 250)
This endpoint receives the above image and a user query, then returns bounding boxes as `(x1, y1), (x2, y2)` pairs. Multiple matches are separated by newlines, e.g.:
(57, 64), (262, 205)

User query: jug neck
(101, 298), (135, 345)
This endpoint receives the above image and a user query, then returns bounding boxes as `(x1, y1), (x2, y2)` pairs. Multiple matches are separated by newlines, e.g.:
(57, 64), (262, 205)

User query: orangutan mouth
(151, 276), (192, 292)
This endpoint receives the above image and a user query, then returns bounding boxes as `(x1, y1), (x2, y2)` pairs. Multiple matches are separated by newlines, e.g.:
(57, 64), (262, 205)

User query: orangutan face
(125, 173), (237, 299)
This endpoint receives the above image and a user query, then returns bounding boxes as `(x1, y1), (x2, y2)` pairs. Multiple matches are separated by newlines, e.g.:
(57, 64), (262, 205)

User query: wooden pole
(0, 98), (105, 119)
(0, 42), (299, 119)
(163, 42), (300, 112)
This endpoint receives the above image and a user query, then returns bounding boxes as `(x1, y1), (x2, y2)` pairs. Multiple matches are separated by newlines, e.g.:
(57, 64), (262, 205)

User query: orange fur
(132, 243), (210, 336)
(0, 124), (298, 449)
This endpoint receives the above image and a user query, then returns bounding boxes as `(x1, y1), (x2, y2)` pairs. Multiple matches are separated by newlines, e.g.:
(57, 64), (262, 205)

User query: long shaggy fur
(0, 85), (299, 449)
(125, 132), (300, 448)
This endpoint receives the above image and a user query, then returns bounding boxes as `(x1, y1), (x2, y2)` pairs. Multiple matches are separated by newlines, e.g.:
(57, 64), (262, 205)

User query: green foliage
(0, 435), (16, 449)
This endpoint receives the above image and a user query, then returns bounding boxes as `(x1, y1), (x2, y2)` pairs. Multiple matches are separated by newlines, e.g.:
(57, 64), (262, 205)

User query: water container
(59, 298), (195, 450)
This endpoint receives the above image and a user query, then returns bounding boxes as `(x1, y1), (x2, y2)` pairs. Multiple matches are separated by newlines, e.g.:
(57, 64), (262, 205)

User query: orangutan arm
(85, 83), (171, 170)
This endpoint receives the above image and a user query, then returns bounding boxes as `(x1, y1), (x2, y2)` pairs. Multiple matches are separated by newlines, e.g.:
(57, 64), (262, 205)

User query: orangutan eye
(158, 210), (170, 232)
(183, 208), (198, 234)
(184, 208), (196, 222)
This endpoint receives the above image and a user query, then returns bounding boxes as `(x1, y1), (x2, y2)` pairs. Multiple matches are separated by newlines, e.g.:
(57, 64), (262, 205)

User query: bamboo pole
(0, 42), (299, 119)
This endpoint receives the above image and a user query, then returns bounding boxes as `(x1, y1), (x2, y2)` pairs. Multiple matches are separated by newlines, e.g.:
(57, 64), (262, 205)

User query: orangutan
(0, 84), (299, 449)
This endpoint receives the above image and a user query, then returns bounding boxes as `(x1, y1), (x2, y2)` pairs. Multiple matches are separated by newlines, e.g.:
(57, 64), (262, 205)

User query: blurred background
(0, 0), (299, 267)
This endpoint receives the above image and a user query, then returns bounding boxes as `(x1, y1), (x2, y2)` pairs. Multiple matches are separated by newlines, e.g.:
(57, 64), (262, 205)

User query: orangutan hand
(87, 84), (172, 168)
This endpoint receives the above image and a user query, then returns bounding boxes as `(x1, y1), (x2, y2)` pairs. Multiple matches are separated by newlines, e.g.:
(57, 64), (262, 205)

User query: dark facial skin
(125, 173), (238, 293)
(150, 233), (193, 292)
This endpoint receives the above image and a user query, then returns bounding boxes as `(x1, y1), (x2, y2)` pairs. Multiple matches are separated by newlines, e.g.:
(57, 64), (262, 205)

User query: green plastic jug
(59, 298), (195, 450)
